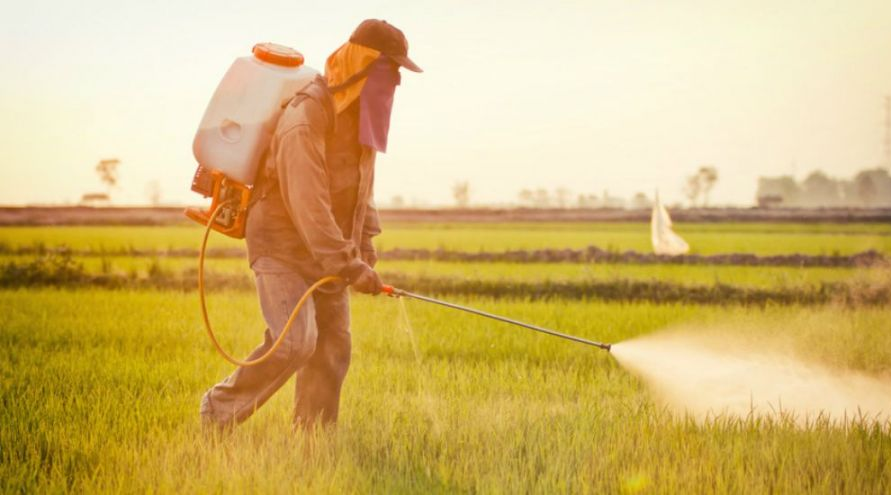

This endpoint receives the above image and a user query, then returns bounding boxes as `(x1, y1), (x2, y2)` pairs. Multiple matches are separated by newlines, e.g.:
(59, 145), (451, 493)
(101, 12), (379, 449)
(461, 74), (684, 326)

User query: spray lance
(381, 285), (611, 351)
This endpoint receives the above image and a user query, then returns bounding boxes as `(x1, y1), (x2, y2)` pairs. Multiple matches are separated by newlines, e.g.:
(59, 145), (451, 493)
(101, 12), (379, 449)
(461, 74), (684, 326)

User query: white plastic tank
(193, 43), (319, 185)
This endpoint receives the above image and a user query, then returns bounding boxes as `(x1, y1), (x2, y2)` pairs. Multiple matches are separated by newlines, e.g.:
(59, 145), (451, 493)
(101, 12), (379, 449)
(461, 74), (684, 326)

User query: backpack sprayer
(186, 42), (321, 365)
(186, 43), (319, 239)
(190, 44), (611, 367)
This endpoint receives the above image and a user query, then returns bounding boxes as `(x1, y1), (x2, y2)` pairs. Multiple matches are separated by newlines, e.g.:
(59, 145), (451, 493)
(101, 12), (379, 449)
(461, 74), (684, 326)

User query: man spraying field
(200, 19), (422, 430)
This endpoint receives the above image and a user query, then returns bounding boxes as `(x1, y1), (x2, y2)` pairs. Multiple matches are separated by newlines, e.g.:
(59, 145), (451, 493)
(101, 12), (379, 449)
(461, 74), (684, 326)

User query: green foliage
(0, 251), (87, 287)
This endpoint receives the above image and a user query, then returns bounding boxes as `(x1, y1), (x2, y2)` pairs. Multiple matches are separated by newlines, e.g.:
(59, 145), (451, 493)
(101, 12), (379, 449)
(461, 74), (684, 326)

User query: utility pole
(884, 95), (891, 169)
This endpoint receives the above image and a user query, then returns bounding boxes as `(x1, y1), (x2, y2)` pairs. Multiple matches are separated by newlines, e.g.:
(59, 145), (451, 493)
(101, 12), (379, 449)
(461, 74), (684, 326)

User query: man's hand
(349, 263), (383, 295)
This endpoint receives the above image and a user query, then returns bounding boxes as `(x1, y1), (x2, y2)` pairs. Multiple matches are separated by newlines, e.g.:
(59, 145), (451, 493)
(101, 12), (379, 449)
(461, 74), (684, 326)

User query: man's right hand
(349, 263), (383, 295)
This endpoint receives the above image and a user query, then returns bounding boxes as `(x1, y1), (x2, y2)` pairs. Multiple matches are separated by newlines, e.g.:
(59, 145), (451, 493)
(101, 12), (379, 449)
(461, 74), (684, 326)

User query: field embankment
(3, 205), (891, 226)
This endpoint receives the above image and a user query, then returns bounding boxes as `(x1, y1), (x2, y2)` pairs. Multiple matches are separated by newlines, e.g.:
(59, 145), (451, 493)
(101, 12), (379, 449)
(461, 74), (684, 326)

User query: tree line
(757, 168), (891, 208)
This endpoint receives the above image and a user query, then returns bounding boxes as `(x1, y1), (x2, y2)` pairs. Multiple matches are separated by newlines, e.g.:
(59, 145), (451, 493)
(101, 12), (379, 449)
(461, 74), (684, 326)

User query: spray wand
(381, 285), (612, 352)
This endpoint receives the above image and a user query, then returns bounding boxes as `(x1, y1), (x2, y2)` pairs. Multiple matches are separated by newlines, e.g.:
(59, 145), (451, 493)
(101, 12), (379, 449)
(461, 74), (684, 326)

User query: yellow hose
(198, 200), (340, 367)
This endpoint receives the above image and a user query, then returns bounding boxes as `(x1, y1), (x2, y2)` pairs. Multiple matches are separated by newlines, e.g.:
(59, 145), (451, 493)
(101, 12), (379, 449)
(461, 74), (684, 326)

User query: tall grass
(1, 289), (889, 493)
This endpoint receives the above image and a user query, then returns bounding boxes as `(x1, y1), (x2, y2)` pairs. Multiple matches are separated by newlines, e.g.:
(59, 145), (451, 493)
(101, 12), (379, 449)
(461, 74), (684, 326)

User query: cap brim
(390, 54), (423, 73)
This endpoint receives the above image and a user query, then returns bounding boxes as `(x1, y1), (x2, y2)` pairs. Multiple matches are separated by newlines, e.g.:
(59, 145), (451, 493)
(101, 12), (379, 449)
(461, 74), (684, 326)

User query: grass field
(3, 290), (890, 493)
(1, 221), (890, 493)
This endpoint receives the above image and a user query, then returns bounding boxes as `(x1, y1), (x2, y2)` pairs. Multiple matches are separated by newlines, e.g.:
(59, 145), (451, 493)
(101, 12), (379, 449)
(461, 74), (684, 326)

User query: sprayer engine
(185, 166), (251, 238)
(184, 42), (319, 239)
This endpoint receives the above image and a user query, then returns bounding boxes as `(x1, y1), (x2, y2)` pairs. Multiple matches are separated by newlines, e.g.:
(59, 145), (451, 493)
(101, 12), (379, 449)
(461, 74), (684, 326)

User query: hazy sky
(1, 0), (890, 207)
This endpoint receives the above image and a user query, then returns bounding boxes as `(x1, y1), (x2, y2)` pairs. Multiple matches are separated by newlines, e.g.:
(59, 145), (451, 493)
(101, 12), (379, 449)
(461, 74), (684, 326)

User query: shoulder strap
(252, 76), (336, 204)
(282, 75), (336, 136)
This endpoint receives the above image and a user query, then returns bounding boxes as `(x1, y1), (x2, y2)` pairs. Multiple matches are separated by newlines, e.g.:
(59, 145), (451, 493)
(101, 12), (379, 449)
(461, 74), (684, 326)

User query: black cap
(349, 19), (422, 73)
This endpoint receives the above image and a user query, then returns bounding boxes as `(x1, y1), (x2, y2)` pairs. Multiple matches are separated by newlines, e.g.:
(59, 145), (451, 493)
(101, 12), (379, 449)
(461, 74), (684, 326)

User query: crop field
(3, 222), (890, 254)
(1, 221), (890, 493)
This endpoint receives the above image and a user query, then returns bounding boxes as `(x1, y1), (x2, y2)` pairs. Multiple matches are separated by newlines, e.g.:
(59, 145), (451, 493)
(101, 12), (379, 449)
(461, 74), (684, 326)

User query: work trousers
(200, 256), (351, 428)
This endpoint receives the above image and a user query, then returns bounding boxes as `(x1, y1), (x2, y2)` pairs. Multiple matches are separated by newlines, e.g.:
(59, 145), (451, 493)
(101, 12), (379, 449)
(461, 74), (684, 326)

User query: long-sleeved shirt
(245, 76), (381, 281)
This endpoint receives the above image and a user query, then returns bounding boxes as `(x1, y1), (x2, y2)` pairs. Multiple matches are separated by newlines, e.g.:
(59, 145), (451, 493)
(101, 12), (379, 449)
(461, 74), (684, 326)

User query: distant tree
(756, 176), (800, 206)
(698, 166), (719, 206)
(145, 180), (162, 206)
(839, 179), (858, 205)
(683, 174), (701, 207)
(630, 192), (652, 210)
(518, 189), (534, 207)
(95, 159), (121, 195)
(682, 165), (719, 207)
(576, 193), (599, 209)
(853, 169), (891, 207)
(452, 181), (470, 208)
(801, 170), (840, 207)
(533, 188), (551, 208)
(390, 195), (406, 208)
(601, 189), (626, 209)
(554, 187), (571, 208)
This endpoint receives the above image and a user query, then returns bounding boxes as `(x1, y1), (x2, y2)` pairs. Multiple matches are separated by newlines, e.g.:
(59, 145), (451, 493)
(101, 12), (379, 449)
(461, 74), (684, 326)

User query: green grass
(2, 222), (889, 255)
(3, 221), (890, 492)
(2, 289), (890, 493)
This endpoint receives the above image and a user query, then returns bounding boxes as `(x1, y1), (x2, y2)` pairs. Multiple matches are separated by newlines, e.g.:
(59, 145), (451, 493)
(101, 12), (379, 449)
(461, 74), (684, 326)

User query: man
(200, 19), (422, 430)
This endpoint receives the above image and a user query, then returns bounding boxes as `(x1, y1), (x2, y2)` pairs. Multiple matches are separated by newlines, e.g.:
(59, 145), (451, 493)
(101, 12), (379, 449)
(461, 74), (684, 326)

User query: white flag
(651, 193), (689, 255)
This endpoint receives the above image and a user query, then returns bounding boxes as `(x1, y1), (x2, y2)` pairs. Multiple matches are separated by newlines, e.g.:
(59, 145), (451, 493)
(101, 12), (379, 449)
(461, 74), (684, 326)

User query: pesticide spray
(611, 330), (891, 425)
(383, 288), (891, 426)
(395, 298), (444, 434)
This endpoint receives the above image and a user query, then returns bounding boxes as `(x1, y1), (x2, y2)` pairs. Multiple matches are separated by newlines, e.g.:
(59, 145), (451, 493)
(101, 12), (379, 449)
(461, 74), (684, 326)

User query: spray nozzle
(382, 284), (405, 298)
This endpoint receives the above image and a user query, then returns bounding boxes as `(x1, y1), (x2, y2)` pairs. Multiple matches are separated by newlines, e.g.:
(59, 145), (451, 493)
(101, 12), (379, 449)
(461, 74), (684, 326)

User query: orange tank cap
(252, 43), (305, 67)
